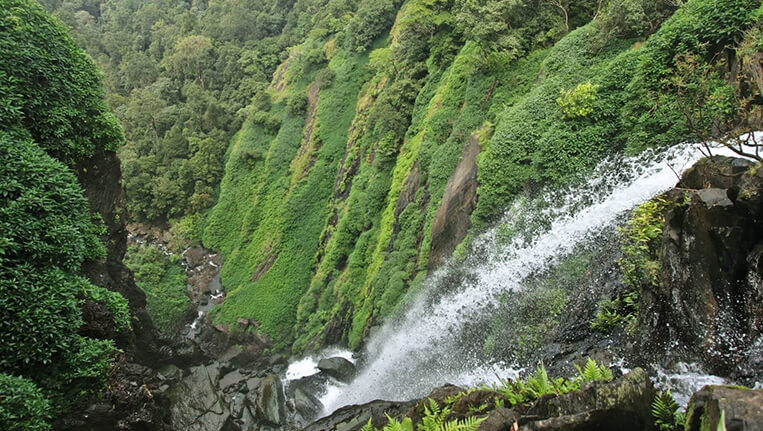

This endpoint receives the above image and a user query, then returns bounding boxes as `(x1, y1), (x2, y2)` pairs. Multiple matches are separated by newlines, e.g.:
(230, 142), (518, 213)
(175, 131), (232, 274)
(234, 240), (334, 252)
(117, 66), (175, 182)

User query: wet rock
(317, 357), (356, 382)
(680, 156), (753, 190)
(685, 386), (763, 431)
(640, 157), (763, 375)
(158, 364), (182, 381)
(230, 392), (247, 419)
(256, 374), (286, 425)
(220, 369), (247, 392)
(478, 407), (519, 431)
(79, 299), (118, 340)
(304, 399), (417, 431)
(183, 247), (209, 268)
(220, 344), (265, 370)
(246, 377), (262, 394)
(170, 365), (230, 431)
(294, 387), (324, 421)
(524, 368), (656, 431)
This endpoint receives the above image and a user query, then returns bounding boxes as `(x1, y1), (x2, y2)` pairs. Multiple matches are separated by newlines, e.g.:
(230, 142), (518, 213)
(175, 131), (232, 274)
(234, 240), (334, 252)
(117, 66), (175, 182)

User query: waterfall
(315, 143), (745, 415)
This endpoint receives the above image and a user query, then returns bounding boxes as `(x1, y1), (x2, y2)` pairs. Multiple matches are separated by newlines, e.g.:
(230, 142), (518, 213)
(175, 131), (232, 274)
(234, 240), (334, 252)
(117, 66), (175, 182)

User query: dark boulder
(256, 375), (287, 425)
(523, 368), (656, 431)
(685, 386), (763, 431)
(304, 399), (417, 431)
(478, 407), (519, 431)
(294, 387), (324, 421)
(317, 357), (356, 382)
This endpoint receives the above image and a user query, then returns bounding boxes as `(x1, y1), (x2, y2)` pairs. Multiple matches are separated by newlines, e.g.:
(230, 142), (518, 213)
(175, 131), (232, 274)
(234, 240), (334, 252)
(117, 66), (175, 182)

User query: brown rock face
(429, 134), (481, 269)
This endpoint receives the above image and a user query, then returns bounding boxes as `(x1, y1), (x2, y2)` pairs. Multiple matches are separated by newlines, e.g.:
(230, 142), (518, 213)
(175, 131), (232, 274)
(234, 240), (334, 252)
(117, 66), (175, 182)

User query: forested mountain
(2, 0), (763, 429)
(42, 0), (762, 352)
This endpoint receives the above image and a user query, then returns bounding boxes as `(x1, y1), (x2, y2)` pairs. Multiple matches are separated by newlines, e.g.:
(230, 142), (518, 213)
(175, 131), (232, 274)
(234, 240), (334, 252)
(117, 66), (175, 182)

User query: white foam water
(285, 348), (356, 381)
(315, 141), (757, 416)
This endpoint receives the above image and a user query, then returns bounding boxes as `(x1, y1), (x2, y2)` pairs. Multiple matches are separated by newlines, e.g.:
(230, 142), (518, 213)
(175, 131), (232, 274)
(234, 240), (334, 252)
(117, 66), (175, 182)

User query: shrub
(557, 81), (599, 119)
(0, 0), (123, 163)
(49, 336), (118, 408)
(0, 134), (100, 272)
(124, 244), (192, 333)
(0, 374), (51, 431)
(343, 0), (398, 53)
(286, 92), (309, 115)
(0, 265), (82, 374)
(80, 281), (132, 333)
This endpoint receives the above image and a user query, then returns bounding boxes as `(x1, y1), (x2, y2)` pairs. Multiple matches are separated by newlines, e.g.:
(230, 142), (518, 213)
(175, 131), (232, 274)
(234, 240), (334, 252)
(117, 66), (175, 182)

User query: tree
(0, 0), (124, 163)
(162, 35), (215, 89)
(672, 46), (763, 161)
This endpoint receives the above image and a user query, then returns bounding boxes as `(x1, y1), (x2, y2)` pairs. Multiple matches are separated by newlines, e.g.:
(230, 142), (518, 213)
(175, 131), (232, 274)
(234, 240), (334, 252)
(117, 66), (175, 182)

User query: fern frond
(457, 415), (486, 431)
(575, 358), (614, 383)
(652, 390), (683, 431)
(360, 417), (376, 431)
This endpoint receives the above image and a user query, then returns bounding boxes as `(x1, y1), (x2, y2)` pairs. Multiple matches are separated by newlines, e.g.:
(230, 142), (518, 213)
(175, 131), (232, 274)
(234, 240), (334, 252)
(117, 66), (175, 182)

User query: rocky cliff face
(640, 156), (763, 381)
(56, 150), (205, 430)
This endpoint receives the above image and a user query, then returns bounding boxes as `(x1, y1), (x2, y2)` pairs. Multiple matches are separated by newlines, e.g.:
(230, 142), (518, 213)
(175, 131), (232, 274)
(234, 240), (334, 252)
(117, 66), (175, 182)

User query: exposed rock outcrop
(639, 156), (763, 379)
(685, 386), (763, 431)
(309, 368), (658, 431)
(429, 133), (482, 269)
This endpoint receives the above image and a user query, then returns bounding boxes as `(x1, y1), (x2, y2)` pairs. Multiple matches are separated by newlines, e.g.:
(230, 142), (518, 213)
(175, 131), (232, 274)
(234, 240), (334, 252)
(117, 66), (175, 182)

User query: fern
(361, 417), (376, 431)
(382, 415), (413, 431)
(525, 363), (578, 398)
(652, 390), (685, 431)
(575, 358), (614, 383)
(418, 398), (486, 431)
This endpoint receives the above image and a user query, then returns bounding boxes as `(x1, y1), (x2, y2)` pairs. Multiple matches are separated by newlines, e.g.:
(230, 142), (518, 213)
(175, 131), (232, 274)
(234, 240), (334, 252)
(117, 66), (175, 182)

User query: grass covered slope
(203, 0), (762, 352)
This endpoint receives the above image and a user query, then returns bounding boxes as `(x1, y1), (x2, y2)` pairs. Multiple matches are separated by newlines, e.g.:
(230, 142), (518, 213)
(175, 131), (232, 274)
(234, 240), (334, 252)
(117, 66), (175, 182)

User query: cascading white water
(317, 143), (749, 416)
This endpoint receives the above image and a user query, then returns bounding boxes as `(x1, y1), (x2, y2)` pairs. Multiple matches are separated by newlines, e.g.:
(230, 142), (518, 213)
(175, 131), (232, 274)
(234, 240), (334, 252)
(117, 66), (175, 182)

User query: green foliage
(590, 289), (639, 333)
(0, 0), (123, 164)
(524, 363), (579, 398)
(622, 0), (760, 153)
(0, 374), (51, 431)
(0, 2), (128, 426)
(286, 92), (309, 115)
(557, 82), (600, 119)
(474, 23), (637, 224)
(344, 0), (399, 53)
(420, 399), (485, 431)
(0, 134), (101, 272)
(485, 360), (612, 407)
(124, 244), (191, 334)
(652, 390), (686, 431)
(619, 198), (671, 288)
(362, 399), (485, 431)
(80, 282), (131, 333)
(575, 357), (614, 382)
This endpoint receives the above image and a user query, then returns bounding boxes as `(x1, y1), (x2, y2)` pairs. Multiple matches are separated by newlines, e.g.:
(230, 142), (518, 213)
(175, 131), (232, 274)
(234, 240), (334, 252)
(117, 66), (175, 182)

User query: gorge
(1, 0), (763, 430)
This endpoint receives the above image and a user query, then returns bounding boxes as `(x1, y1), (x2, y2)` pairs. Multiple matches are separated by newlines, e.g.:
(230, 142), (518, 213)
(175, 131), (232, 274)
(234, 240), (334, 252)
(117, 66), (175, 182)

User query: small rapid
(312, 143), (748, 416)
